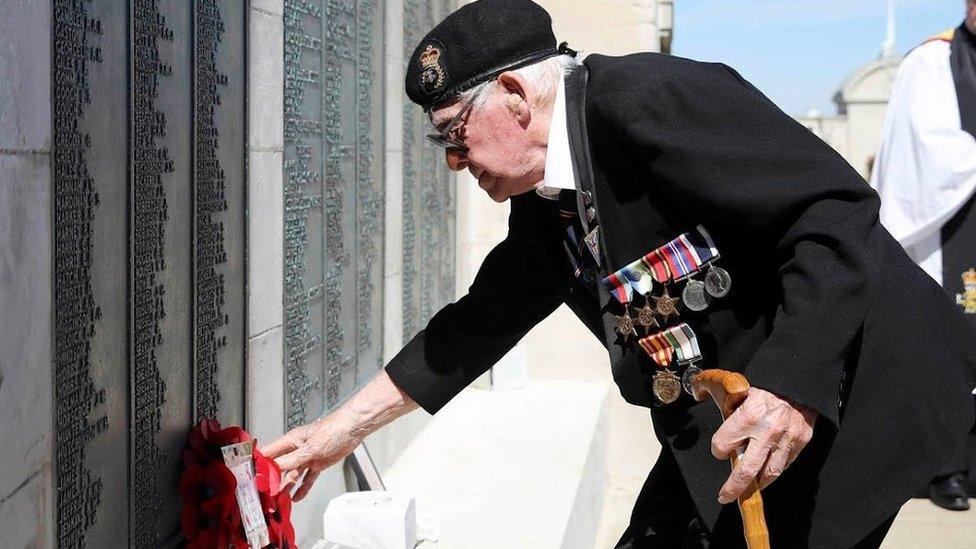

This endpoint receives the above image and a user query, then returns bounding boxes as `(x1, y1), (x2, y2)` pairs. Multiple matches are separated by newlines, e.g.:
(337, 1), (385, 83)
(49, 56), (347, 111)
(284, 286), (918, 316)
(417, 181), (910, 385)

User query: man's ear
(498, 71), (531, 125)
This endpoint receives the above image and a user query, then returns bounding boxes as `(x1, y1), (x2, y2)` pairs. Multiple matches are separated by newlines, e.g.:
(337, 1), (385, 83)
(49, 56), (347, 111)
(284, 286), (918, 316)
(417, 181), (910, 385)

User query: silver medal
(682, 364), (703, 397)
(682, 279), (711, 312)
(704, 266), (732, 298)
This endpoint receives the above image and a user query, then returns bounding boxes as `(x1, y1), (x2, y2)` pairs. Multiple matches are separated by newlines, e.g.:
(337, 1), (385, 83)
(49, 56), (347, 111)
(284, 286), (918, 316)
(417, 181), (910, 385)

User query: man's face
(429, 75), (549, 203)
(968, 0), (976, 32)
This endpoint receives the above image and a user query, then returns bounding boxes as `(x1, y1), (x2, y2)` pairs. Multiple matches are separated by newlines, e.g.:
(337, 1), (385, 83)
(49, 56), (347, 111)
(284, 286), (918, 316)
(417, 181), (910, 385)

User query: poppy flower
(180, 420), (295, 547)
(180, 458), (239, 541)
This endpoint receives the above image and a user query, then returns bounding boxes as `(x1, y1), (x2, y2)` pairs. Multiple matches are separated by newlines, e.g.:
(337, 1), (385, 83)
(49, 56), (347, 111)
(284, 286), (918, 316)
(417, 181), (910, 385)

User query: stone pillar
(538, 0), (663, 56)
(0, 2), (53, 545)
(246, 0), (287, 449)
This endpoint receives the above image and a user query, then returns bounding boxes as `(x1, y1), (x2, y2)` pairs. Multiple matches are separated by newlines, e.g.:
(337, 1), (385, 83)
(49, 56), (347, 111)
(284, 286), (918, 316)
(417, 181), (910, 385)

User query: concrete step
(384, 380), (611, 549)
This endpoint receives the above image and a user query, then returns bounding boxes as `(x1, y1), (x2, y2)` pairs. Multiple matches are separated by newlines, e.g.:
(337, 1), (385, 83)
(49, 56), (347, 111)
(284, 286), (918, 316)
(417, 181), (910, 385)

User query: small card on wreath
(222, 441), (271, 548)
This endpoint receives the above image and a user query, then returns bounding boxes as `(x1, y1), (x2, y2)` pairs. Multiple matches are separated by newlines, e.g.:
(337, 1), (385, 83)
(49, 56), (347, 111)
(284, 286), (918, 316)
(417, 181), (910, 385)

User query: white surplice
(870, 38), (976, 285)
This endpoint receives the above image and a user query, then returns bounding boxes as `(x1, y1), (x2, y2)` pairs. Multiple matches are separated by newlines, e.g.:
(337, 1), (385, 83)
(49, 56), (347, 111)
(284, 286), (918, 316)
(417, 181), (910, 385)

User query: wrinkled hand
(711, 387), (817, 504)
(262, 413), (362, 501)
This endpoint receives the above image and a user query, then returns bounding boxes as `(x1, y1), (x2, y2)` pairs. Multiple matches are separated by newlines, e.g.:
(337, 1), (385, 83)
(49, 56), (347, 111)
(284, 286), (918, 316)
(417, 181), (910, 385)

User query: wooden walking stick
(688, 369), (771, 549)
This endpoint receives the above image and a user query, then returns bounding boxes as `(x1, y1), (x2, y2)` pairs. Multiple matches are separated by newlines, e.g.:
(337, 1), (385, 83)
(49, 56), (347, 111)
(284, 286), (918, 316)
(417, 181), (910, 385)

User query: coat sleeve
(591, 61), (881, 426)
(384, 206), (563, 414)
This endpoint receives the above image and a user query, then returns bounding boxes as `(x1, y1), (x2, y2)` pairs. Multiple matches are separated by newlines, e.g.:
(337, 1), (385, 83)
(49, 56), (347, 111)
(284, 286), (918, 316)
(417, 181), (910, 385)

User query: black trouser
(614, 446), (896, 549)
(935, 396), (976, 479)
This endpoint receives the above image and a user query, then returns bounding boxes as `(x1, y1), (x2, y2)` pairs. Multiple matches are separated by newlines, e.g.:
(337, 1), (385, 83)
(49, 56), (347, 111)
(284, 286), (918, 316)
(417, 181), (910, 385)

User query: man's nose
(445, 148), (467, 172)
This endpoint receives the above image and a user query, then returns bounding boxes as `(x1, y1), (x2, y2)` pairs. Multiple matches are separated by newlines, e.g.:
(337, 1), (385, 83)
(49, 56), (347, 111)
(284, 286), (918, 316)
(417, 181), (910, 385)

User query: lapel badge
(419, 44), (448, 94)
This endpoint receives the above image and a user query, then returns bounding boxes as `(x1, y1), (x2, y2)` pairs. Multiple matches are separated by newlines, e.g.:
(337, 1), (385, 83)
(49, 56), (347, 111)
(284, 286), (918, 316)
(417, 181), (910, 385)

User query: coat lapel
(564, 63), (728, 532)
(564, 66), (658, 407)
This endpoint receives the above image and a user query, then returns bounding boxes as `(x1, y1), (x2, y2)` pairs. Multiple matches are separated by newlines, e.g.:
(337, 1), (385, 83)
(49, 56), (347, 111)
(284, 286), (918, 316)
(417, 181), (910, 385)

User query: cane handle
(690, 369), (771, 549)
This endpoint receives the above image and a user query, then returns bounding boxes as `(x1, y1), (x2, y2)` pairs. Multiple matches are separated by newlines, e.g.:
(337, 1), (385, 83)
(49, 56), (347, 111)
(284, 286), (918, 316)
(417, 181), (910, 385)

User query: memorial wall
(282, 0), (457, 428)
(50, 0), (247, 545)
(282, 0), (386, 429)
(0, 0), (459, 545)
(401, 0), (457, 343)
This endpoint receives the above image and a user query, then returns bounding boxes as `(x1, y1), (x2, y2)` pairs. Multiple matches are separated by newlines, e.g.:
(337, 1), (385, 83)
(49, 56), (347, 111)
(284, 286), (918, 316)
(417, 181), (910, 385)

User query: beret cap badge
(419, 44), (448, 95)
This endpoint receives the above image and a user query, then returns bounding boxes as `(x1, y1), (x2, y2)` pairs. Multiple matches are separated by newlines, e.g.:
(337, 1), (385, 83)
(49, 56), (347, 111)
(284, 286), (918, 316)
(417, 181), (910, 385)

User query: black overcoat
(386, 53), (976, 547)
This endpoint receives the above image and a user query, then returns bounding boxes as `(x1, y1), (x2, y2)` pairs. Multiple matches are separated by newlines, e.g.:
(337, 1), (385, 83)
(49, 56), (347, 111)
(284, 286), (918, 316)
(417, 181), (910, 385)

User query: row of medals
(615, 263), (732, 405)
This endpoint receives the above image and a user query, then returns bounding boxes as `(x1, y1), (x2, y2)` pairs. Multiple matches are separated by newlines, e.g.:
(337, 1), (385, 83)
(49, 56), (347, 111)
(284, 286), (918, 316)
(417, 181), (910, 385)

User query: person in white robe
(870, 1), (976, 512)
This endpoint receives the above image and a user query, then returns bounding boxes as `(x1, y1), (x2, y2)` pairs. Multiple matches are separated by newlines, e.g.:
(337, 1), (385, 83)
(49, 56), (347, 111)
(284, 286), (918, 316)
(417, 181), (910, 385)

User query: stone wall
(245, 1), (456, 544)
(0, 1), (456, 545)
(0, 2), (53, 545)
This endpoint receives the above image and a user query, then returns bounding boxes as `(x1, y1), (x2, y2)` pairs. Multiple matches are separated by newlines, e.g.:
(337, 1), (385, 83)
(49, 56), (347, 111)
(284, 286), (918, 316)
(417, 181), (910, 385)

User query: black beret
(405, 0), (568, 112)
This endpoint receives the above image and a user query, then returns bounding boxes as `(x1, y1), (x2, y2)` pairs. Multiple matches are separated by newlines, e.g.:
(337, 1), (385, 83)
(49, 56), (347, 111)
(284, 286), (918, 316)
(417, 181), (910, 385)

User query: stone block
(249, 9), (284, 151)
(247, 326), (285, 446)
(384, 0), (405, 154)
(0, 463), (53, 547)
(247, 150), (284, 337)
(383, 151), (404, 279)
(0, 153), (52, 494)
(383, 270), (404, 362)
(0, 152), (53, 541)
(251, 0), (284, 17)
(0, 0), (50, 152)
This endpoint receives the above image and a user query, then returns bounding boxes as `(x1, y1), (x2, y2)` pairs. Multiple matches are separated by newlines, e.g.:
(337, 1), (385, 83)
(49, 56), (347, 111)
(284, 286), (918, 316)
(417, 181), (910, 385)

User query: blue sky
(673, 0), (965, 116)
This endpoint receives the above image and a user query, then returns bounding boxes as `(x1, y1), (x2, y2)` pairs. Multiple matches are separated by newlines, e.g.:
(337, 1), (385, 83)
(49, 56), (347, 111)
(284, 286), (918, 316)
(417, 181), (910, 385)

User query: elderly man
(870, 1), (976, 512)
(266, 0), (976, 546)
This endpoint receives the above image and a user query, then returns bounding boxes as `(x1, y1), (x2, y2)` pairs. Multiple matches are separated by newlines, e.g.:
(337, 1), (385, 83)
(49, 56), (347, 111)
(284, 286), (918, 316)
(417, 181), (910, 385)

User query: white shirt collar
(535, 72), (577, 200)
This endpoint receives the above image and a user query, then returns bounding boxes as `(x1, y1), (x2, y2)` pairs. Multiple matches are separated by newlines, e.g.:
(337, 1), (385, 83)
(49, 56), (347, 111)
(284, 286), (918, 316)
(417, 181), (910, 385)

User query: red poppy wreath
(179, 419), (295, 548)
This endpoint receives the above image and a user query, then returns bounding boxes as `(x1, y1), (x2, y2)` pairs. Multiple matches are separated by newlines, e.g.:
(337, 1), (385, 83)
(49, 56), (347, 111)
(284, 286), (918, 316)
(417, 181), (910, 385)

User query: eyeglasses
(426, 88), (482, 151)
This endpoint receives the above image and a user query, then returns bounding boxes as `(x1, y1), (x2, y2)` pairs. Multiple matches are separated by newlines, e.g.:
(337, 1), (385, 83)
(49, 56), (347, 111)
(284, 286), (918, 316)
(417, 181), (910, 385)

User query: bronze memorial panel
(52, 1), (246, 545)
(283, 0), (385, 427)
(402, 0), (457, 343)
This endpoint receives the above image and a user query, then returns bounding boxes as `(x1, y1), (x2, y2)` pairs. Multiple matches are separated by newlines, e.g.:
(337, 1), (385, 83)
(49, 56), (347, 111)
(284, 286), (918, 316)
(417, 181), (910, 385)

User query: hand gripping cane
(688, 369), (771, 549)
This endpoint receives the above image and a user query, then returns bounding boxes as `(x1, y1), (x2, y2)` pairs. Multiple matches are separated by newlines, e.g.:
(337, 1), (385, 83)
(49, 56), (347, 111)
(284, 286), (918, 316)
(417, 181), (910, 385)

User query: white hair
(458, 54), (583, 109)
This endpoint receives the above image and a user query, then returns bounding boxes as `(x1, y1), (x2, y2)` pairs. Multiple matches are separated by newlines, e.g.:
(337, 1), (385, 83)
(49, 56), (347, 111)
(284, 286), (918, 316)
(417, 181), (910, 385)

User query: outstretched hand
(262, 413), (362, 502)
(710, 387), (817, 504)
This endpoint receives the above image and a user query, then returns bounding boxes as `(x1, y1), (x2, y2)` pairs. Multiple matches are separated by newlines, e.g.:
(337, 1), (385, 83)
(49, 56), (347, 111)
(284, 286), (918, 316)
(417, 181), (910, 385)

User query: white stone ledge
(384, 380), (611, 549)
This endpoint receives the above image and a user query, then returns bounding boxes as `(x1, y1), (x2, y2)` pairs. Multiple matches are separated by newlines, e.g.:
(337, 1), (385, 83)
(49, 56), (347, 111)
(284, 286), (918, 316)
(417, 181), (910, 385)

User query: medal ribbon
(680, 324), (701, 361)
(638, 331), (674, 369)
(649, 226), (722, 283)
(664, 323), (702, 363)
(686, 225), (720, 265)
(602, 272), (633, 305)
(661, 236), (700, 281)
(642, 250), (671, 284)
(641, 323), (702, 367)
(621, 259), (655, 296)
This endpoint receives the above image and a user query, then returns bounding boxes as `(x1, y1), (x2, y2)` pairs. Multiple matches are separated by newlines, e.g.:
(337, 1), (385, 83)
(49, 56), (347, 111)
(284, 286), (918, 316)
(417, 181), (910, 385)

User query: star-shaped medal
(652, 288), (681, 323)
(614, 313), (636, 341)
(636, 303), (659, 330)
